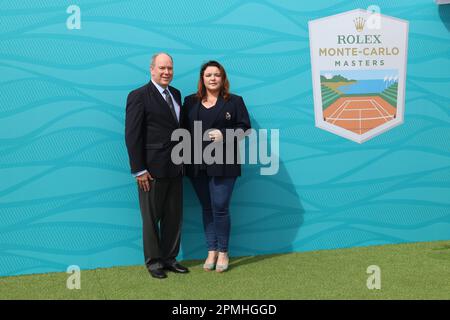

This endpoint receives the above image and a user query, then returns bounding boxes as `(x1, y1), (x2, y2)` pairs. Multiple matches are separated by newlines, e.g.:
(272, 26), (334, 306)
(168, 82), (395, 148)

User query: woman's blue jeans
(189, 173), (237, 253)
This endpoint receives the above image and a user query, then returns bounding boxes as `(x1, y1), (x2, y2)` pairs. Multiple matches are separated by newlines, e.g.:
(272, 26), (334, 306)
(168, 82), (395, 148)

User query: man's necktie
(163, 89), (178, 123)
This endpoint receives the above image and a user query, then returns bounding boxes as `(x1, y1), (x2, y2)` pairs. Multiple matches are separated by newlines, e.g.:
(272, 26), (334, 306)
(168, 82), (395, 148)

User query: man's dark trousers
(138, 176), (183, 271)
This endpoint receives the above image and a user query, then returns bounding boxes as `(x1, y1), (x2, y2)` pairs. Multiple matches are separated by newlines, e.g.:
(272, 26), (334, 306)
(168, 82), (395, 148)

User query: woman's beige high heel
(203, 251), (218, 271)
(216, 253), (229, 273)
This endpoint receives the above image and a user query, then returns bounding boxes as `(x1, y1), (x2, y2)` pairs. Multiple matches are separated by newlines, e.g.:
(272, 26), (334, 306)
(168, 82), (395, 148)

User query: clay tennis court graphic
(323, 96), (397, 135)
(319, 70), (399, 136)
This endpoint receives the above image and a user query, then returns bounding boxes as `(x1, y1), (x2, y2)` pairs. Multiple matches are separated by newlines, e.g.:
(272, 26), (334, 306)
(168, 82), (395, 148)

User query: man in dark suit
(125, 53), (189, 279)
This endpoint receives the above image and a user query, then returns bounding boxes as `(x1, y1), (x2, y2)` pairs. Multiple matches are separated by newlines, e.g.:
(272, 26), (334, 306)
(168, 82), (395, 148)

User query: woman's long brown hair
(196, 60), (230, 101)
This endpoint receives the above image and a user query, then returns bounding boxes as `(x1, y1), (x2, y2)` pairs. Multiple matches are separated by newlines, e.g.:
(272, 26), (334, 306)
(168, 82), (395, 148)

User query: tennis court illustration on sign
(321, 70), (398, 135)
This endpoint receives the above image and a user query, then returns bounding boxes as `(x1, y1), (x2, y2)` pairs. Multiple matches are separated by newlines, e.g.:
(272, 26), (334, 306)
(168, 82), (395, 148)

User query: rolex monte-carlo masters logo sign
(309, 9), (409, 143)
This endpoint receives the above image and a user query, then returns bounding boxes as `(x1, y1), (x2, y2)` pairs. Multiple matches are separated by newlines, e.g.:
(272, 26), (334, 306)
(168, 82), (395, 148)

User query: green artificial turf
(1, 240), (449, 300)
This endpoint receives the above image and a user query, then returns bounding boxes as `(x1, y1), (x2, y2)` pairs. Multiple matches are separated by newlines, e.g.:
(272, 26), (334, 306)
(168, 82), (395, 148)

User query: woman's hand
(208, 129), (223, 142)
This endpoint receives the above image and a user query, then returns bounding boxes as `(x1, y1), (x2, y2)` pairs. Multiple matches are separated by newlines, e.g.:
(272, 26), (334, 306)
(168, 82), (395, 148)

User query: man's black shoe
(164, 262), (189, 274)
(148, 268), (167, 279)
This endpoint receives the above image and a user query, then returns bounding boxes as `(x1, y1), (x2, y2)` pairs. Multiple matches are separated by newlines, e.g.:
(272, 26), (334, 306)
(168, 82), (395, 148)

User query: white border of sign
(309, 9), (409, 143)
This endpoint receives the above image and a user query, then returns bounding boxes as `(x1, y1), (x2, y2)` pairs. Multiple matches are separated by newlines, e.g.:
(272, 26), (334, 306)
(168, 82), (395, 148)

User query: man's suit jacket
(125, 81), (182, 178)
(181, 93), (251, 177)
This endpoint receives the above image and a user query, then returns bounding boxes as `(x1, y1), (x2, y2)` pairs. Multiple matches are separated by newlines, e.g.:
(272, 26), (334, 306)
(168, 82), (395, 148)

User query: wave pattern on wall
(0, 0), (449, 276)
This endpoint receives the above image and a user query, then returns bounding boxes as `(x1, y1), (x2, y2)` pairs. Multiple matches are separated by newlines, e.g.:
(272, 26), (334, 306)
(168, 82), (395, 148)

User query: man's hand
(208, 129), (223, 142)
(136, 172), (153, 192)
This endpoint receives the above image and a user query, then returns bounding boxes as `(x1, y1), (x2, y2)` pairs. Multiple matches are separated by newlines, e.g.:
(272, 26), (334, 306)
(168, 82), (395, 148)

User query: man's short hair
(150, 52), (173, 68)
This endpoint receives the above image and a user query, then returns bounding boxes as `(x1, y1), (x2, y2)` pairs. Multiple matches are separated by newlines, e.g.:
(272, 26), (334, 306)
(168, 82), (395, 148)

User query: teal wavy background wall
(0, 0), (449, 276)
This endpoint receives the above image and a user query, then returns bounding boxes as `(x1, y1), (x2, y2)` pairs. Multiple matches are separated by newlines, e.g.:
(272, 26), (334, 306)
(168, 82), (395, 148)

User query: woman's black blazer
(181, 93), (251, 177)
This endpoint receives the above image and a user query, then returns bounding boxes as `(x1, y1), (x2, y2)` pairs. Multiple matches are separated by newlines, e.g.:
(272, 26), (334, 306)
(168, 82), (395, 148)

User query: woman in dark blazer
(182, 60), (251, 272)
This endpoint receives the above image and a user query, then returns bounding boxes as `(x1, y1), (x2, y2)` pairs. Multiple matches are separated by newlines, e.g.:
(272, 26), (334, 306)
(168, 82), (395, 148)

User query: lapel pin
(225, 112), (231, 120)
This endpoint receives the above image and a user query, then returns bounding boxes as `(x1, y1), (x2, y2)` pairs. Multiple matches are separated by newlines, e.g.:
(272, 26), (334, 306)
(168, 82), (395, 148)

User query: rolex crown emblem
(354, 17), (365, 32)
